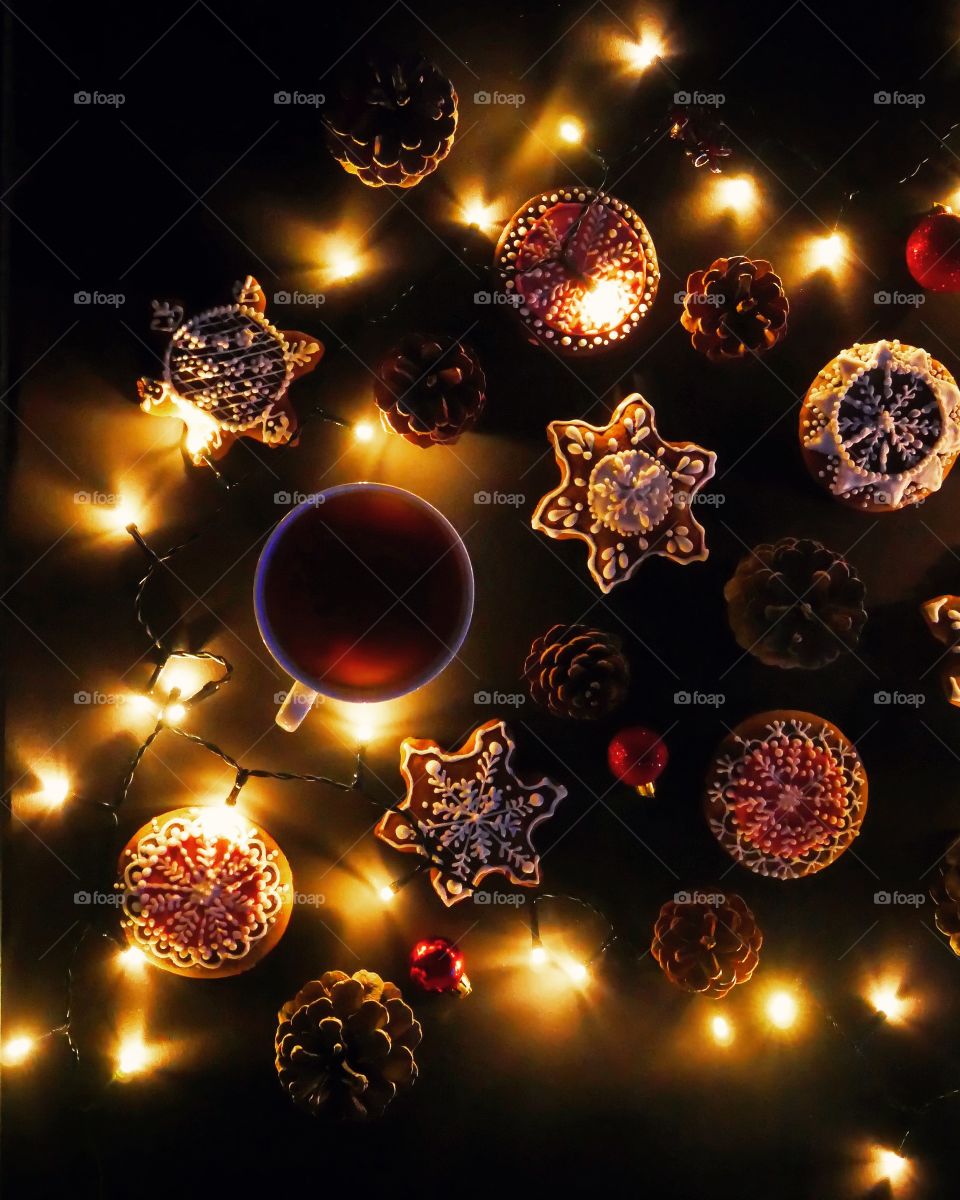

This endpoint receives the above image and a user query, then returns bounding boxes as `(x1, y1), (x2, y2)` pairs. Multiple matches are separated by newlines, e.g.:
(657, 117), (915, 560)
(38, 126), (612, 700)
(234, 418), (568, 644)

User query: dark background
(4, 1), (960, 1196)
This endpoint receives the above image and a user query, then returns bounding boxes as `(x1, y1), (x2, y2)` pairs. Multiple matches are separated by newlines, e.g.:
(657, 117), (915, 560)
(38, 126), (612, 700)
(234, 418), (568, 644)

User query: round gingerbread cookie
(799, 338), (960, 512)
(493, 187), (659, 355)
(704, 711), (867, 880)
(117, 806), (293, 979)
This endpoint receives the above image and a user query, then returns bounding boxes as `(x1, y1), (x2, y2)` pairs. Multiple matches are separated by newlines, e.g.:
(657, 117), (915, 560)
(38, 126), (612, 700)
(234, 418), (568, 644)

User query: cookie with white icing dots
(532, 394), (718, 593)
(800, 338), (960, 512)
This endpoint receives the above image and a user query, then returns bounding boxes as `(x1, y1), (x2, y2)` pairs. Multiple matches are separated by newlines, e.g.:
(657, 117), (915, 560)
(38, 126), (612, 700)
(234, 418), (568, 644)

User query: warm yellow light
(326, 245), (360, 281)
(353, 421), (375, 443)
(154, 658), (206, 702)
(875, 1148), (909, 1184)
(870, 983), (906, 1022)
(111, 498), (141, 532)
(579, 277), (633, 331)
(710, 1014), (734, 1045)
(2, 1035), (36, 1066)
(379, 884), (396, 903)
(461, 195), (498, 231)
(564, 959), (589, 984)
(766, 990), (799, 1030)
(354, 710), (375, 744)
(624, 33), (665, 70)
(715, 175), (757, 212)
(182, 405), (221, 459)
(530, 944), (548, 967)
(118, 946), (148, 973)
(36, 768), (70, 808)
(558, 117), (584, 146)
(163, 701), (187, 725)
(806, 231), (847, 272)
(194, 807), (245, 841)
(116, 1034), (152, 1078)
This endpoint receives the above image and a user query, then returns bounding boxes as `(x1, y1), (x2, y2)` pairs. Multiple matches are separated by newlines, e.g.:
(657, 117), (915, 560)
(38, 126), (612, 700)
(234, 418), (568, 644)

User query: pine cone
(725, 538), (867, 670)
(524, 624), (630, 720)
(681, 255), (788, 361)
(652, 893), (762, 998)
(324, 55), (458, 188)
(375, 334), (486, 447)
(932, 840), (960, 957)
(275, 970), (422, 1120)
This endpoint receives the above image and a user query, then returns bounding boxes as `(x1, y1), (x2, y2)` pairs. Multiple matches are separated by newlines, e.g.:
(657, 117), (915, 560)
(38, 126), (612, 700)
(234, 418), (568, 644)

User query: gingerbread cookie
(532, 393), (718, 593)
(494, 187), (659, 354)
(138, 275), (322, 463)
(799, 339), (960, 512)
(117, 807), (293, 978)
(921, 594), (960, 706)
(704, 711), (867, 880)
(375, 720), (566, 907)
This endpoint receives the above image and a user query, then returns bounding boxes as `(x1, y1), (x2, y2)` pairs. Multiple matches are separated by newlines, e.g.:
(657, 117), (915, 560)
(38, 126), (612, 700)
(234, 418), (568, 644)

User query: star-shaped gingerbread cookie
(375, 720), (566, 907)
(532, 394), (718, 593)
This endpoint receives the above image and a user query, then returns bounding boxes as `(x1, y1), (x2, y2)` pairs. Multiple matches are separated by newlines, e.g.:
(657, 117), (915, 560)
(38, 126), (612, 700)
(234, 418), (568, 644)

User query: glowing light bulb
(461, 196), (497, 230)
(558, 117), (584, 146)
(379, 884), (396, 903)
(766, 990), (798, 1030)
(564, 960), (589, 985)
(806, 231), (847, 272)
(353, 421), (375, 443)
(195, 807), (245, 841)
(327, 246), (360, 281)
(715, 175), (757, 213)
(182, 405), (222, 460)
(624, 34), (664, 70)
(530, 944), (548, 967)
(579, 277), (633, 331)
(163, 701), (186, 725)
(116, 1034), (152, 1078)
(111, 498), (141, 533)
(2, 1035), (36, 1066)
(36, 768), (70, 809)
(710, 1014), (734, 1046)
(870, 983), (906, 1022)
(118, 946), (148, 973)
(354, 711), (375, 745)
(875, 1148), (909, 1184)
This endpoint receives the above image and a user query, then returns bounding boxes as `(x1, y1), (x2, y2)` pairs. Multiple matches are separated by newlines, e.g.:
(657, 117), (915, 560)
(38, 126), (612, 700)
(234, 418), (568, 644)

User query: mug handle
(276, 681), (318, 732)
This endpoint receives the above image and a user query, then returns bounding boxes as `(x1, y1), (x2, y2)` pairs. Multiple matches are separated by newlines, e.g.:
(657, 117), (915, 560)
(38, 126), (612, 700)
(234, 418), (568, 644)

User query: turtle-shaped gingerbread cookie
(138, 275), (323, 463)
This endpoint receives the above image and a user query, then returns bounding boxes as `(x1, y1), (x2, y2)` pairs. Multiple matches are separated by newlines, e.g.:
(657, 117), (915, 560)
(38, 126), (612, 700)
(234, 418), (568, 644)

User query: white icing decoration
(587, 448), (673, 534)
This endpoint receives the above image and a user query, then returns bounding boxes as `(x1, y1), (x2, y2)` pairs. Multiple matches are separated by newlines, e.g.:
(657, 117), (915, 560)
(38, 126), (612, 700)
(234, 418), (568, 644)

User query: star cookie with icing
(532, 394), (718, 593)
(375, 720), (567, 907)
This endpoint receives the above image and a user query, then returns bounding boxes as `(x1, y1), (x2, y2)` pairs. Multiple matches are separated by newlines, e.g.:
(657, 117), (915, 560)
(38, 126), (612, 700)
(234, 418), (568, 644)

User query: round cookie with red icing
(704, 711), (867, 880)
(117, 806), (293, 978)
(494, 187), (659, 354)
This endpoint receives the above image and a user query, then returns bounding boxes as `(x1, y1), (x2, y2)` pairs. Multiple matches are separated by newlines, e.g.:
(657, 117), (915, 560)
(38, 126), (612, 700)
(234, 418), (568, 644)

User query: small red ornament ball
(608, 726), (668, 794)
(906, 205), (960, 292)
(409, 937), (471, 996)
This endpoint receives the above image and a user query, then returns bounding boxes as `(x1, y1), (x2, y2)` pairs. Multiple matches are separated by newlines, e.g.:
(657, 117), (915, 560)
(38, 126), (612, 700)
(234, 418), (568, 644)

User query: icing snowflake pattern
(375, 720), (567, 906)
(705, 715), (867, 879)
(532, 393), (718, 593)
(119, 809), (290, 972)
(801, 339), (960, 510)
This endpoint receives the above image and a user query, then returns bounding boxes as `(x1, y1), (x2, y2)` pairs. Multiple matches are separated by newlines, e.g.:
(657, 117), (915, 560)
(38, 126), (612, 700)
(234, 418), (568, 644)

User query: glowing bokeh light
(558, 117), (585, 146)
(766, 990), (799, 1030)
(714, 175), (757, 213)
(710, 1014), (734, 1046)
(115, 1034), (152, 1078)
(805, 231), (848, 273)
(35, 768), (70, 809)
(353, 421), (375, 443)
(2, 1035), (36, 1066)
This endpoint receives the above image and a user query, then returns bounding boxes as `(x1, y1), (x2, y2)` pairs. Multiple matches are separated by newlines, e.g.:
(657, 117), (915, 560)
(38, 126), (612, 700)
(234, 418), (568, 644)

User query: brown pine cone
(324, 55), (458, 189)
(652, 892), (762, 998)
(275, 969), (422, 1120)
(681, 255), (788, 361)
(375, 334), (486, 447)
(524, 624), (630, 720)
(932, 839), (960, 957)
(724, 538), (867, 670)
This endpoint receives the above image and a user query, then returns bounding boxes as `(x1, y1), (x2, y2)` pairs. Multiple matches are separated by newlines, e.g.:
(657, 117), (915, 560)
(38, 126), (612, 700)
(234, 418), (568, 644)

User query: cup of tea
(254, 482), (475, 730)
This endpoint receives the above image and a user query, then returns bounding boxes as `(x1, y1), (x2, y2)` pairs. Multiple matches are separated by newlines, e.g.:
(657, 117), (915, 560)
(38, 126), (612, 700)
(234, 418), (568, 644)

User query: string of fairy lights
(6, 20), (960, 1190)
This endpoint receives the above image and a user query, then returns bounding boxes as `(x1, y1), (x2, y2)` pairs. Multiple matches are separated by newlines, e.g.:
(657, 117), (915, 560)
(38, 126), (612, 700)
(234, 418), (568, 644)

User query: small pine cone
(375, 334), (486, 447)
(681, 255), (788, 361)
(932, 840), (960, 957)
(725, 537), (867, 670)
(652, 893), (762, 998)
(275, 969), (422, 1120)
(524, 624), (630, 720)
(324, 55), (458, 189)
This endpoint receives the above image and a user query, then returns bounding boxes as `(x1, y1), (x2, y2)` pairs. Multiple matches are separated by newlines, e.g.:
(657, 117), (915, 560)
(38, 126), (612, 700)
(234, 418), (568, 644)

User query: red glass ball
(906, 206), (960, 292)
(607, 726), (668, 791)
(409, 937), (469, 995)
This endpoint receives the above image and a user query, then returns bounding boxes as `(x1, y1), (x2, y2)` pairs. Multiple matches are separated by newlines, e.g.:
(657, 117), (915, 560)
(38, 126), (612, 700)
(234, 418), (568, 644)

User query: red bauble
(607, 726), (668, 795)
(906, 205), (960, 292)
(409, 937), (471, 996)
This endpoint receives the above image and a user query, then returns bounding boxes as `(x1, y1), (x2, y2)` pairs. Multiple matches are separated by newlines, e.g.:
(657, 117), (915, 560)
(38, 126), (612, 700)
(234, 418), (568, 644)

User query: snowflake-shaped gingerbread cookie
(532, 394), (718, 593)
(375, 720), (567, 907)
(800, 339), (960, 511)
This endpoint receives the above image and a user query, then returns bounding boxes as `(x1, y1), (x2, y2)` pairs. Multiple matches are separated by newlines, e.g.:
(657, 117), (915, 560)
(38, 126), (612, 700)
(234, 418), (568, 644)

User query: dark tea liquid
(260, 488), (471, 701)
